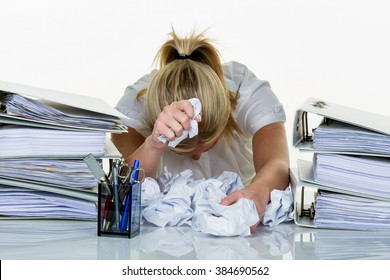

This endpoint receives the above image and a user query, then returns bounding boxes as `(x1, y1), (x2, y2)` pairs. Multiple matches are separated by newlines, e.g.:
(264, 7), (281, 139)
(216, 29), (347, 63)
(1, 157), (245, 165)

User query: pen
(105, 199), (116, 231)
(112, 159), (120, 229)
(119, 160), (140, 233)
(102, 194), (111, 231)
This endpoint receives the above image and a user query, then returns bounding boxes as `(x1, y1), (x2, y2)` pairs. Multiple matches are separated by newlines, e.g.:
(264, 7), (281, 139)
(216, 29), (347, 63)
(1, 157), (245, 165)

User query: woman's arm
(111, 100), (198, 178)
(111, 128), (163, 178)
(220, 122), (290, 229)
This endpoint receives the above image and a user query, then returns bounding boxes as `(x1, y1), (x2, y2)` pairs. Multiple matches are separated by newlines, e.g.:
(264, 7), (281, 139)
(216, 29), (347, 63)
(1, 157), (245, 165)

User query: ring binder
(299, 188), (315, 220)
(0, 80), (130, 133)
(293, 97), (390, 156)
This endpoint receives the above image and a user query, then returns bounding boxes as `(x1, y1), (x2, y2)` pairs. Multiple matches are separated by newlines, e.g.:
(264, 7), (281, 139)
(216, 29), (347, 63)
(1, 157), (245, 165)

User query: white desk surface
(1, 220), (390, 260)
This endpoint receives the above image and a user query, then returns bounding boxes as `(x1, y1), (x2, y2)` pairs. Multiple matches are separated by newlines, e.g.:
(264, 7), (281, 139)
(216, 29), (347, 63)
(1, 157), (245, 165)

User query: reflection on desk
(0, 220), (97, 259)
(294, 229), (390, 260)
(1, 220), (390, 260)
(136, 224), (294, 260)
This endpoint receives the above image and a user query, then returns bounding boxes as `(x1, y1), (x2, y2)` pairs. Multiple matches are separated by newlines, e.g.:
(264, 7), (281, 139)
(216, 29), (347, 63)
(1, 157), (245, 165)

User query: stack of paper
(0, 159), (98, 188)
(0, 80), (125, 220)
(0, 126), (106, 158)
(313, 121), (390, 156)
(0, 187), (97, 220)
(2, 93), (123, 131)
(314, 191), (390, 230)
(292, 98), (390, 230)
(0, 81), (128, 132)
(313, 153), (390, 199)
(310, 131), (390, 229)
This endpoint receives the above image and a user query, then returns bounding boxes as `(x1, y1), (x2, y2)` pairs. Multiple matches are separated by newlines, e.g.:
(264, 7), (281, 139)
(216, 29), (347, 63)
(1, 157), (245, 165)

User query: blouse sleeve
(224, 61), (286, 136)
(115, 73), (151, 133)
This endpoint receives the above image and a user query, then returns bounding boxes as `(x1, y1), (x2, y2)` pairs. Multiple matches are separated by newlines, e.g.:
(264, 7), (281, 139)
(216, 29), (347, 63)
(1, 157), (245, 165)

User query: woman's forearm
(124, 135), (166, 178)
(111, 129), (167, 179)
(248, 158), (290, 204)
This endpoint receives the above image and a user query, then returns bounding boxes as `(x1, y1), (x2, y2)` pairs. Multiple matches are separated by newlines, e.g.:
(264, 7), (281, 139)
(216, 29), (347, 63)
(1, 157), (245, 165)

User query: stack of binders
(291, 97), (390, 230)
(0, 80), (127, 220)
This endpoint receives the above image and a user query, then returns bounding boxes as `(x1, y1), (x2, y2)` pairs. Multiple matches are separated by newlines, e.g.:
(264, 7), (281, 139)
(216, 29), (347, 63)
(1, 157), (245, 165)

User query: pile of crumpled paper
(140, 169), (293, 237)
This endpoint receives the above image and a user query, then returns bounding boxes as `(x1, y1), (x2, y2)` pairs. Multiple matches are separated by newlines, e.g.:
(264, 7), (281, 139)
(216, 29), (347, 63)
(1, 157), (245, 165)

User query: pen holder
(97, 180), (142, 238)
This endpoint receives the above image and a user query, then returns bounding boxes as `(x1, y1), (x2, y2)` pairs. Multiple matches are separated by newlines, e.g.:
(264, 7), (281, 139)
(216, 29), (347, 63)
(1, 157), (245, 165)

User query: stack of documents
(2, 93), (123, 131)
(0, 126), (106, 158)
(313, 120), (390, 156)
(0, 159), (98, 188)
(0, 187), (97, 220)
(0, 80), (125, 220)
(313, 153), (390, 199)
(291, 97), (390, 230)
(0, 81), (128, 132)
(314, 190), (390, 230)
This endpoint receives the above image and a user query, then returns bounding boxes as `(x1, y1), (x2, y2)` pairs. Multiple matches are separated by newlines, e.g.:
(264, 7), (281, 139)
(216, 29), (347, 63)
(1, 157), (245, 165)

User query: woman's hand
(220, 186), (270, 232)
(150, 100), (201, 149)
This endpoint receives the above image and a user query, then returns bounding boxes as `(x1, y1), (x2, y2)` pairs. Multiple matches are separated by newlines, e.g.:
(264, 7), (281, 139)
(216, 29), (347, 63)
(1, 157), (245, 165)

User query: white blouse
(115, 61), (286, 185)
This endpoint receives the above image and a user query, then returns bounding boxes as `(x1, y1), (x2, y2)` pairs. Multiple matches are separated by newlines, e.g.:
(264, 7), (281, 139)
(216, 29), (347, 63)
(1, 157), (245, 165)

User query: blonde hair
(138, 30), (241, 153)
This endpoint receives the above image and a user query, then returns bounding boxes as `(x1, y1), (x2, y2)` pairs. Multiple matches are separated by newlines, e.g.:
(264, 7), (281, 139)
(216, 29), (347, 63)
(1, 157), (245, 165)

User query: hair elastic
(176, 53), (192, 60)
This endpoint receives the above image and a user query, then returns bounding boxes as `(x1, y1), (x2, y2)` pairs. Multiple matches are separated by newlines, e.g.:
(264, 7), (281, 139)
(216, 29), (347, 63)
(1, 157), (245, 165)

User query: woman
(112, 30), (290, 230)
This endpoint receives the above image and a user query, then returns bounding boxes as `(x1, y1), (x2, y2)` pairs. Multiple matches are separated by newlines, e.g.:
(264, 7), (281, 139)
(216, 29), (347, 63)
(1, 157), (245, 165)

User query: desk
(1, 220), (390, 260)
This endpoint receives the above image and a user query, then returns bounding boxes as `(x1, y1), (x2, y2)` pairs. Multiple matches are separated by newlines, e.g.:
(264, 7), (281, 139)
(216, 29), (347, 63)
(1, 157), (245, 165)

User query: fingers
(153, 100), (200, 142)
(250, 221), (260, 232)
(220, 190), (245, 206)
(173, 99), (200, 118)
(194, 114), (201, 122)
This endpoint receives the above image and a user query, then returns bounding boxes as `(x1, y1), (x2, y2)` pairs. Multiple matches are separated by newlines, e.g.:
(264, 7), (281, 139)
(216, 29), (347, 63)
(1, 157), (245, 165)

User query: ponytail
(157, 30), (224, 82)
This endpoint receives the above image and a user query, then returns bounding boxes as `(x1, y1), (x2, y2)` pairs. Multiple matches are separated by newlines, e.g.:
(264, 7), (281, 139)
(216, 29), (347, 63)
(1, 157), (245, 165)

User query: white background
(1, 0), (389, 167)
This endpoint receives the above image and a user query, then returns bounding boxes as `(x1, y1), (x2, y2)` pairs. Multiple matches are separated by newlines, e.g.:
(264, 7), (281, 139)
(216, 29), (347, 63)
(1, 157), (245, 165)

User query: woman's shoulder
(222, 61), (250, 93)
(222, 61), (248, 78)
(222, 61), (270, 94)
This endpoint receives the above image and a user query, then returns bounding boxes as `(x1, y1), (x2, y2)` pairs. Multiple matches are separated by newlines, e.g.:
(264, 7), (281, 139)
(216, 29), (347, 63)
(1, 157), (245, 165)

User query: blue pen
(119, 160), (140, 233)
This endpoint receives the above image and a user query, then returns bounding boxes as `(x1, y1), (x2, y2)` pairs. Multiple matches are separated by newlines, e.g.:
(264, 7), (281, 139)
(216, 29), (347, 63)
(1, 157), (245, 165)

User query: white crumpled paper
(190, 174), (259, 237)
(142, 170), (194, 227)
(261, 186), (294, 227)
(141, 169), (294, 237)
